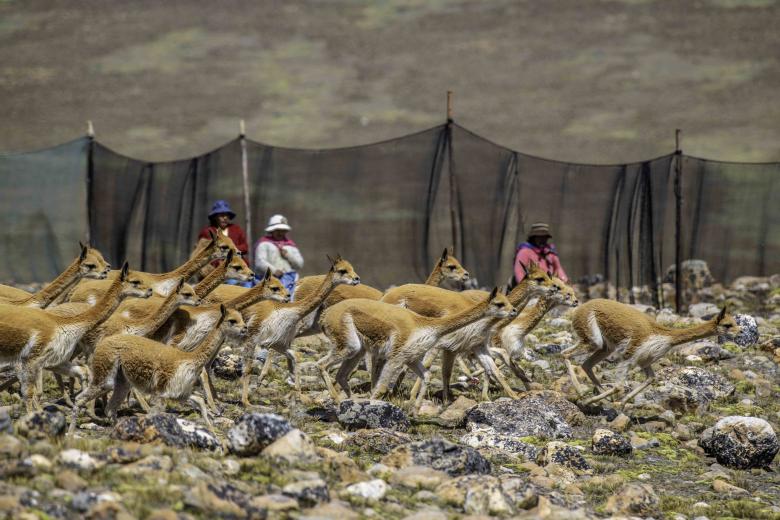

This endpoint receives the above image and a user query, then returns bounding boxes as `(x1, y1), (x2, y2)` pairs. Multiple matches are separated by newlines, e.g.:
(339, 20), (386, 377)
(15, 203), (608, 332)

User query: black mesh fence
(1, 124), (777, 301)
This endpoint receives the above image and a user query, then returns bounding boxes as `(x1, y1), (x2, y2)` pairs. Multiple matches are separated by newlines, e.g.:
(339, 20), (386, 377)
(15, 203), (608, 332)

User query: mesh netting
(1, 125), (777, 294)
(0, 138), (88, 282)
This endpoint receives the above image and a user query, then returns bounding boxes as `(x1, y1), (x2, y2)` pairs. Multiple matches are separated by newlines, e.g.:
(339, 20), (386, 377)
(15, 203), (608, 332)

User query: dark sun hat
(528, 222), (552, 239)
(208, 200), (236, 220)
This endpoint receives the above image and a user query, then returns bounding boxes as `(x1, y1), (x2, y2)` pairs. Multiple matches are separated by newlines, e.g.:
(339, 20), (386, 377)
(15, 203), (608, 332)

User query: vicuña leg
(334, 351), (364, 400)
(618, 365), (656, 409)
(439, 350), (458, 403)
(408, 349), (437, 403)
(474, 346), (518, 400)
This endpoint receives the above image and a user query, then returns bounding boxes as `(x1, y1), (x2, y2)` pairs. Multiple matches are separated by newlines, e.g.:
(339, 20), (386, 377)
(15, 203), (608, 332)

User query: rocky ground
(1, 269), (779, 519)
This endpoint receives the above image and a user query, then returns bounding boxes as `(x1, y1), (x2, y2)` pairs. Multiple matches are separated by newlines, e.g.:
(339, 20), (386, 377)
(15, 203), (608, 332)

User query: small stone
(439, 397), (477, 426)
(58, 449), (101, 472)
(344, 479), (388, 501)
(417, 400), (441, 417)
(342, 428), (412, 455)
(222, 459), (241, 476)
(0, 408), (11, 434)
(459, 430), (538, 460)
(435, 475), (515, 516)
(689, 302), (719, 319)
(250, 494), (299, 512)
(104, 443), (144, 464)
(699, 416), (779, 469)
(630, 434), (660, 450)
(609, 413), (631, 432)
(537, 441), (591, 472)
(712, 479), (749, 496)
(282, 478), (329, 506)
(71, 491), (121, 513)
(14, 410), (66, 440)
(0, 434), (26, 459)
(119, 454), (173, 474)
(719, 314), (759, 347)
(55, 469), (87, 491)
(184, 481), (257, 517)
(389, 465), (450, 490)
(592, 429), (633, 457)
(261, 429), (319, 463)
(212, 351), (244, 379)
(337, 399), (410, 431)
(605, 483), (660, 517)
(465, 392), (579, 440)
(112, 413), (222, 451)
(382, 437), (490, 476)
(26, 454), (52, 471)
(227, 413), (292, 456)
(303, 501), (360, 520)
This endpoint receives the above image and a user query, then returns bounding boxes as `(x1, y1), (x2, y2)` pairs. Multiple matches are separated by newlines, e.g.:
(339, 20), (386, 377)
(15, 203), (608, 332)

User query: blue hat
(208, 200), (236, 220)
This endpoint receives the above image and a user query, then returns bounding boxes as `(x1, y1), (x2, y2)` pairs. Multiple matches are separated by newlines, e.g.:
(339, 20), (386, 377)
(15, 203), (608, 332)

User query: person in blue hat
(197, 200), (250, 284)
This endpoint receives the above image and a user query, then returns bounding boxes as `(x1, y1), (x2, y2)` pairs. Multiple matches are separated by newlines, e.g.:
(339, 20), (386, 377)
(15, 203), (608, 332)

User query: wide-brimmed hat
(265, 214), (291, 233)
(528, 222), (552, 239)
(208, 200), (236, 220)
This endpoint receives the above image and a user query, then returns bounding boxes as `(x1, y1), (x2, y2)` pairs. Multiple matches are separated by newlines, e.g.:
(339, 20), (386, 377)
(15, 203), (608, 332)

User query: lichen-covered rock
(382, 437), (490, 476)
(537, 441), (591, 472)
(604, 483), (660, 517)
(342, 428), (412, 454)
(111, 414), (222, 451)
(435, 475), (516, 516)
(665, 259), (713, 294)
(212, 352), (244, 380)
(228, 413), (292, 456)
(465, 393), (579, 440)
(643, 366), (735, 412)
(699, 416), (779, 469)
(719, 314), (759, 347)
(337, 399), (410, 431)
(591, 429), (632, 457)
(14, 410), (66, 440)
(0, 434), (26, 460)
(437, 395), (478, 426)
(282, 478), (330, 506)
(459, 430), (538, 460)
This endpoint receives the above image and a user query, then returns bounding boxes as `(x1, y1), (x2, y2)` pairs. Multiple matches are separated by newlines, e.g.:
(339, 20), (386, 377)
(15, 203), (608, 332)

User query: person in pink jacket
(514, 222), (569, 284)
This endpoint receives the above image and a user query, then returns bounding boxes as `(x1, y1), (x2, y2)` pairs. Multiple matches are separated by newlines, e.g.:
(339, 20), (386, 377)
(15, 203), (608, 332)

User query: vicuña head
(713, 306), (740, 337)
(437, 247), (470, 284)
(119, 262), (155, 299)
(551, 276), (579, 307)
(485, 286), (518, 319)
(326, 254), (360, 286)
(518, 261), (558, 294)
(219, 304), (249, 338)
(78, 242), (112, 279)
(224, 250), (255, 283)
(259, 269), (290, 303)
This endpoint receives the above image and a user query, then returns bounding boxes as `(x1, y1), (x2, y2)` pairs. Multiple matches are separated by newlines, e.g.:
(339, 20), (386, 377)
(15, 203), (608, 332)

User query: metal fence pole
(674, 129), (683, 314)
(85, 120), (95, 245)
(239, 120), (253, 260)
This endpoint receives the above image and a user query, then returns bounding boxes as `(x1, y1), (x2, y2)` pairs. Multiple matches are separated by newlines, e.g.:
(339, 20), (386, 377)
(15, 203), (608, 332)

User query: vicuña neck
(507, 278), (538, 314)
(190, 327), (227, 367)
(194, 263), (226, 298)
(662, 320), (718, 346)
(134, 289), (183, 333)
(514, 297), (557, 332)
(430, 298), (490, 337)
(424, 265), (444, 286)
(226, 281), (267, 311)
(292, 272), (337, 317)
(62, 278), (125, 332)
(170, 244), (216, 281)
(23, 255), (82, 307)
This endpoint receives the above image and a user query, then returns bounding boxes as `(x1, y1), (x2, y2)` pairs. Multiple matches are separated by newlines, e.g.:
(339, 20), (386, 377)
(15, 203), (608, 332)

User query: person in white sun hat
(254, 214), (304, 299)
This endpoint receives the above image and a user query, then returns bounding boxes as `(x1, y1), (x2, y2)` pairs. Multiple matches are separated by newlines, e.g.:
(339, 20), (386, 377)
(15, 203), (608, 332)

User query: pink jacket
(514, 242), (569, 283)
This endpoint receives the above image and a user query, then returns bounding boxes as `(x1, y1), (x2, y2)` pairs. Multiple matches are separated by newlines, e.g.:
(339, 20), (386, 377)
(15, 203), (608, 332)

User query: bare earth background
(1, 0), (779, 163)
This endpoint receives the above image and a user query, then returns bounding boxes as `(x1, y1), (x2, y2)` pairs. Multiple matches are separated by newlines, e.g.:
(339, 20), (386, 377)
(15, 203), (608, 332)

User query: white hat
(265, 214), (291, 233)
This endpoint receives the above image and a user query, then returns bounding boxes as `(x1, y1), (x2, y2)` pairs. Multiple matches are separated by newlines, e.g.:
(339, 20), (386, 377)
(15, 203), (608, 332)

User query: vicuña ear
(208, 229), (217, 242)
(120, 262), (129, 281)
(489, 286), (498, 300)
(717, 306), (727, 322)
(177, 278), (186, 292)
(440, 248), (448, 264)
(264, 268), (271, 280)
(447, 246), (453, 256)
(326, 254), (335, 265)
(503, 285), (510, 295)
(225, 249), (234, 263)
(219, 304), (227, 320)
(548, 269), (554, 277)
(79, 243), (88, 261)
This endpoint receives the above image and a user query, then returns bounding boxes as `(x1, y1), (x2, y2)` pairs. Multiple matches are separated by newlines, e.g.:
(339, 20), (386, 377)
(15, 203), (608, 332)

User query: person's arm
(514, 248), (534, 283)
(550, 253), (569, 283)
(233, 226), (249, 258)
(282, 246), (304, 270)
